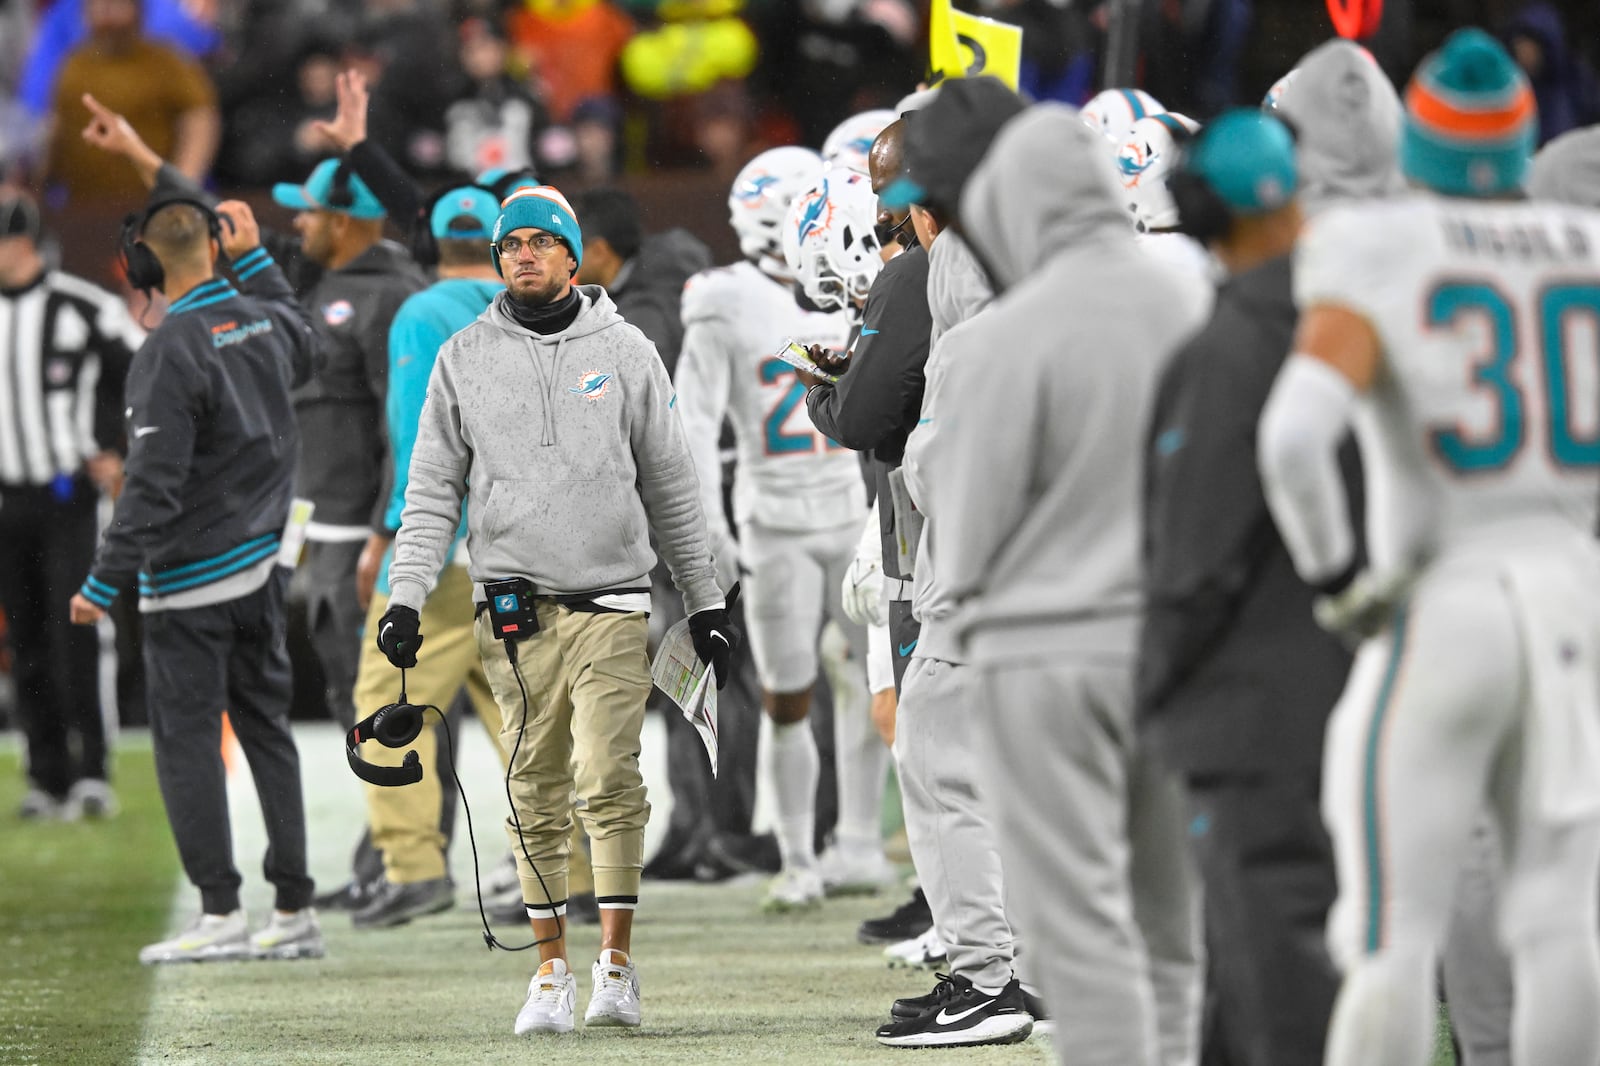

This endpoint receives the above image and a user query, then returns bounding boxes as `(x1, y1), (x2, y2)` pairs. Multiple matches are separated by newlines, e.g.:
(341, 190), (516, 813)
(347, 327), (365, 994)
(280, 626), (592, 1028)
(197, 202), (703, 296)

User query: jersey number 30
(1427, 281), (1600, 473)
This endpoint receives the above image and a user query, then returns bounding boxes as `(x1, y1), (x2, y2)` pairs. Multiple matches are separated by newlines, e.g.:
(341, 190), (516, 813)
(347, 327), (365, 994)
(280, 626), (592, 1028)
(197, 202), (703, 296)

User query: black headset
(120, 195), (224, 293)
(1171, 112), (1301, 245)
(412, 168), (540, 267)
(345, 698), (427, 787)
(1168, 166), (1236, 245)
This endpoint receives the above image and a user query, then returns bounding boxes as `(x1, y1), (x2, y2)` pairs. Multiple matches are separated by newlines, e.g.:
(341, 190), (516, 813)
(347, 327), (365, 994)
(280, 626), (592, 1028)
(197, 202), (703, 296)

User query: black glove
(375, 604), (424, 668)
(688, 604), (741, 690)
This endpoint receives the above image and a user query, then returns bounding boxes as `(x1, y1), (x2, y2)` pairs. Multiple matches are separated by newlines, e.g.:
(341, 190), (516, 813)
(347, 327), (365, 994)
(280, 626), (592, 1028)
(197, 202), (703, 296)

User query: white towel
(1503, 552), (1600, 823)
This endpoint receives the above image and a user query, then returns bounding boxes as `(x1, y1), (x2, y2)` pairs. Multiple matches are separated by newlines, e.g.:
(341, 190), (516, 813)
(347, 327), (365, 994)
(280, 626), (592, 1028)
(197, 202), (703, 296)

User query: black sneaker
(1022, 986), (1053, 1037)
(313, 877), (379, 912)
(567, 891), (600, 926)
(858, 887), (932, 944)
(351, 876), (454, 929)
(891, 972), (966, 1021)
(875, 978), (1033, 1048)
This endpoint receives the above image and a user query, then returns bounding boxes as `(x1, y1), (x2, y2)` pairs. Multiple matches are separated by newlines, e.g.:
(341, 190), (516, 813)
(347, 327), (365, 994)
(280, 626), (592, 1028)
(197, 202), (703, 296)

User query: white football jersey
(1296, 193), (1600, 571)
(675, 260), (865, 534)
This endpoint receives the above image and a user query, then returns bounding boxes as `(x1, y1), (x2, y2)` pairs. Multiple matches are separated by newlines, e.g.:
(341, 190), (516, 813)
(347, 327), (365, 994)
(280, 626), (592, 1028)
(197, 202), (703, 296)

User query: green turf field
(1, 738), (1462, 1065)
(0, 743), (180, 1066)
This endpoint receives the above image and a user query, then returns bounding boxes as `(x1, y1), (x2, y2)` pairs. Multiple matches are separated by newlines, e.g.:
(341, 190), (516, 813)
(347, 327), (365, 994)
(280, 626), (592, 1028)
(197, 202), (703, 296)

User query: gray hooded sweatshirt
(934, 105), (1211, 662)
(387, 285), (722, 617)
(1275, 40), (1406, 211)
(903, 230), (994, 663)
(1529, 126), (1600, 208)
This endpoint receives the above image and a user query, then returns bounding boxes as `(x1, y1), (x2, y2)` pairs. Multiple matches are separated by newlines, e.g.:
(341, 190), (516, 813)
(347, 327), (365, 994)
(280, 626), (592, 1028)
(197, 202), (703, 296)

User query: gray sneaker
(65, 779), (119, 820)
(351, 876), (454, 929)
(139, 911), (251, 964)
(17, 789), (61, 820)
(251, 908), (326, 960)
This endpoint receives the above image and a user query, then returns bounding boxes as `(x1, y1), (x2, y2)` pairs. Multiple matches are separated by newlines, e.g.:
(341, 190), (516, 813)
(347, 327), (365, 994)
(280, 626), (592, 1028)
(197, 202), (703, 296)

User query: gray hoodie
(935, 105), (1211, 662)
(387, 285), (722, 617)
(1529, 126), (1600, 207)
(903, 230), (994, 663)
(1275, 40), (1406, 211)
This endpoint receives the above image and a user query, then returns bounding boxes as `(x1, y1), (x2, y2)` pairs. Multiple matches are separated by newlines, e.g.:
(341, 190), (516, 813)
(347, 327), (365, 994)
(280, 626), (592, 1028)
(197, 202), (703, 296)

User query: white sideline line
(134, 715), (671, 1063)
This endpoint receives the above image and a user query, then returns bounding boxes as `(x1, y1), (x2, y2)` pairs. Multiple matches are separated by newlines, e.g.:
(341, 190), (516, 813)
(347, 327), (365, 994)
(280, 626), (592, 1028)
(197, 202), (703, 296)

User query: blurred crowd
(3, 0), (1597, 230)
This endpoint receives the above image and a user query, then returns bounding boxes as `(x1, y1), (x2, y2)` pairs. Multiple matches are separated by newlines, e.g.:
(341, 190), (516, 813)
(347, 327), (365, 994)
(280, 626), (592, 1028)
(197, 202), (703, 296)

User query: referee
(0, 186), (140, 821)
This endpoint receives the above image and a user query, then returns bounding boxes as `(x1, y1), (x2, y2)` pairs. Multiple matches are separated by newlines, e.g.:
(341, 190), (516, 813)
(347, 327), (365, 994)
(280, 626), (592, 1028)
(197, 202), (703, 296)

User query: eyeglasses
(496, 233), (562, 258)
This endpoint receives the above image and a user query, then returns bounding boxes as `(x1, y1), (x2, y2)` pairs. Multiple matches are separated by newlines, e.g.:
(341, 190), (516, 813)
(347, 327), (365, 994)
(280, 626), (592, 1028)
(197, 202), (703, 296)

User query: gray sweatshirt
(937, 105), (1211, 663)
(1275, 40), (1406, 212)
(1529, 126), (1600, 208)
(387, 285), (722, 617)
(903, 231), (994, 663)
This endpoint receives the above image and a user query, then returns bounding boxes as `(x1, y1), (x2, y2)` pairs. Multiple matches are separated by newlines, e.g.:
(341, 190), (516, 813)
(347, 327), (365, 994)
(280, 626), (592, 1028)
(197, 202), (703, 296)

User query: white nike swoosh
(133, 425), (160, 438)
(935, 1003), (991, 1026)
(381, 622), (393, 642)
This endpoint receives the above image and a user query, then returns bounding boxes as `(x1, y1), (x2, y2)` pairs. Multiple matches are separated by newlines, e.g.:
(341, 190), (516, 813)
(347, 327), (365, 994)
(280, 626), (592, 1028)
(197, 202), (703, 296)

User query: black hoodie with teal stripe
(78, 249), (315, 611)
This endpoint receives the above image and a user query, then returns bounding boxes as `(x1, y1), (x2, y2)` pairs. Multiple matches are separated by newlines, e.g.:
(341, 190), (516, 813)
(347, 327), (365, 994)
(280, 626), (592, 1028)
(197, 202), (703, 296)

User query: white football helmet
(728, 146), (825, 264)
(1114, 112), (1202, 233)
(1081, 88), (1166, 147)
(782, 171), (883, 321)
(821, 108), (897, 176)
(1262, 68), (1300, 112)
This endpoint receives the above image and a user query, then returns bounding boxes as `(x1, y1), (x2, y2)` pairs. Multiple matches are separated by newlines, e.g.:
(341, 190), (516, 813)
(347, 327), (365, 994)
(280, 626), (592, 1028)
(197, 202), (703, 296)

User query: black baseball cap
(878, 76), (1027, 213)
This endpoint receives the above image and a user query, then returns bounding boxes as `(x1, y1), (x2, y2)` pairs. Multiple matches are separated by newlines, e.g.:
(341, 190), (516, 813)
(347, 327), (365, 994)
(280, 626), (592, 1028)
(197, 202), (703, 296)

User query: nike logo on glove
(380, 622), (394, 643)
(132, 425), (160, 438)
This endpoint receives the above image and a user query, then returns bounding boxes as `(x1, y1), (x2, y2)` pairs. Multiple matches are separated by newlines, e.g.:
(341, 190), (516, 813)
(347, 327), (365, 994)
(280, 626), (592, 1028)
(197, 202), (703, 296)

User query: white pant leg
(1322, 570), (1523, 1066)
(740, 522), (828, 694)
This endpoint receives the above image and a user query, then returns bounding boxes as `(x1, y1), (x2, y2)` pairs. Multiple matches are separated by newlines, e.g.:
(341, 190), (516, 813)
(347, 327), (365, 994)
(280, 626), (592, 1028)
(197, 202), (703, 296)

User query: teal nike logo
(897, 640), (918, 657)
(861, 328), (880, 335)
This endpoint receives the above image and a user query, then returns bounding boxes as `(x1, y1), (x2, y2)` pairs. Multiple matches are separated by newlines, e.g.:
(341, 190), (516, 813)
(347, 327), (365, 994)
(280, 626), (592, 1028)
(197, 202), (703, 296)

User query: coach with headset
(69, 195), (322, 963)
(1137, 110), (1356, 1066)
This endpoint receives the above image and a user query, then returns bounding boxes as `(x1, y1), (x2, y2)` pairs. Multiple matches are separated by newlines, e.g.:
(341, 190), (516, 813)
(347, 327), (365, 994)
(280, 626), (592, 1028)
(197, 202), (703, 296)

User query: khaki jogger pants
(354, 565), (593, 893)
(477, 602), (651, 914)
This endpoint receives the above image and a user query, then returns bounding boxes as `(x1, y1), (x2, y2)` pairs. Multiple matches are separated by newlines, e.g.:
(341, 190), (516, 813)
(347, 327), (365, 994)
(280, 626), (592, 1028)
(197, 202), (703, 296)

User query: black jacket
(81, 249), (314, 608)
(1137, 256), (1359, 777)
(609, 229), (712, 378)
(292, 240), (427, 526)
(805, 244), (933, 583)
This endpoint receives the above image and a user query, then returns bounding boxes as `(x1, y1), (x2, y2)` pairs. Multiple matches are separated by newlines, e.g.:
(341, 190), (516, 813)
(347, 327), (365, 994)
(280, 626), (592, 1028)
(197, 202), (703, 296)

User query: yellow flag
(929, 0), (1023, 91)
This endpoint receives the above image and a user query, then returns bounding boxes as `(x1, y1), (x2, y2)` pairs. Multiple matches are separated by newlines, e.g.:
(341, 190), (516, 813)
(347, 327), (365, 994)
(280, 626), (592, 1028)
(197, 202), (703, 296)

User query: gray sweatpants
(972, 656), (1202, 1066)
(894, 656), (1014, 990)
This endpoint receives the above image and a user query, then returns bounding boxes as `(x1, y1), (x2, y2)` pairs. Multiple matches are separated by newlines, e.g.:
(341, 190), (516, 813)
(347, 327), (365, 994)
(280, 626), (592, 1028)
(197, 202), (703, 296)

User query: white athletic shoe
(64, 778), (119, 820)
(481, 850), (520, 898)
(584, 949), (642, 1027)
(250, 908), (325, 960)
(762, 866), (825, 912)
(515, 959), (577, 1035)
(817, 844), (897, 897)
(884, 926), (947, 970)
(17, 788), (61, 820)
(139, 910), (252, 964)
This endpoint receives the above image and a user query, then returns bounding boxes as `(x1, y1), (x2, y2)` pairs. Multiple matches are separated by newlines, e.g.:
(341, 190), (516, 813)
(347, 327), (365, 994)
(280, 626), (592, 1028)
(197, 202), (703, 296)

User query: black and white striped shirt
(0, 270), (141, 486)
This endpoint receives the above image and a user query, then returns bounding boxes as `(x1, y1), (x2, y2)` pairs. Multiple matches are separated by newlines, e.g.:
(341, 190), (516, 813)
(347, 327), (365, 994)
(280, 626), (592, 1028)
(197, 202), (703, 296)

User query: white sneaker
(817, 843), (897, 897)
(17, 789), (61, 820)
(585, 949), (642, 1027)
(251, 909), (325, 960)
(64, 779), (119, 820)
(884, 926), (947, 970)
(139, 910), (251, 964)
(762, 866), (825, 913)
(515, 959), (577, 1035)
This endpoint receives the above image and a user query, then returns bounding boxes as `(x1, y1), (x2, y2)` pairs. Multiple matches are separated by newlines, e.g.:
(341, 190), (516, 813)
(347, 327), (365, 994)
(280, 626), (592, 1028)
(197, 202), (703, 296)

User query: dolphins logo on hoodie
(569, 371), (613, 400)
